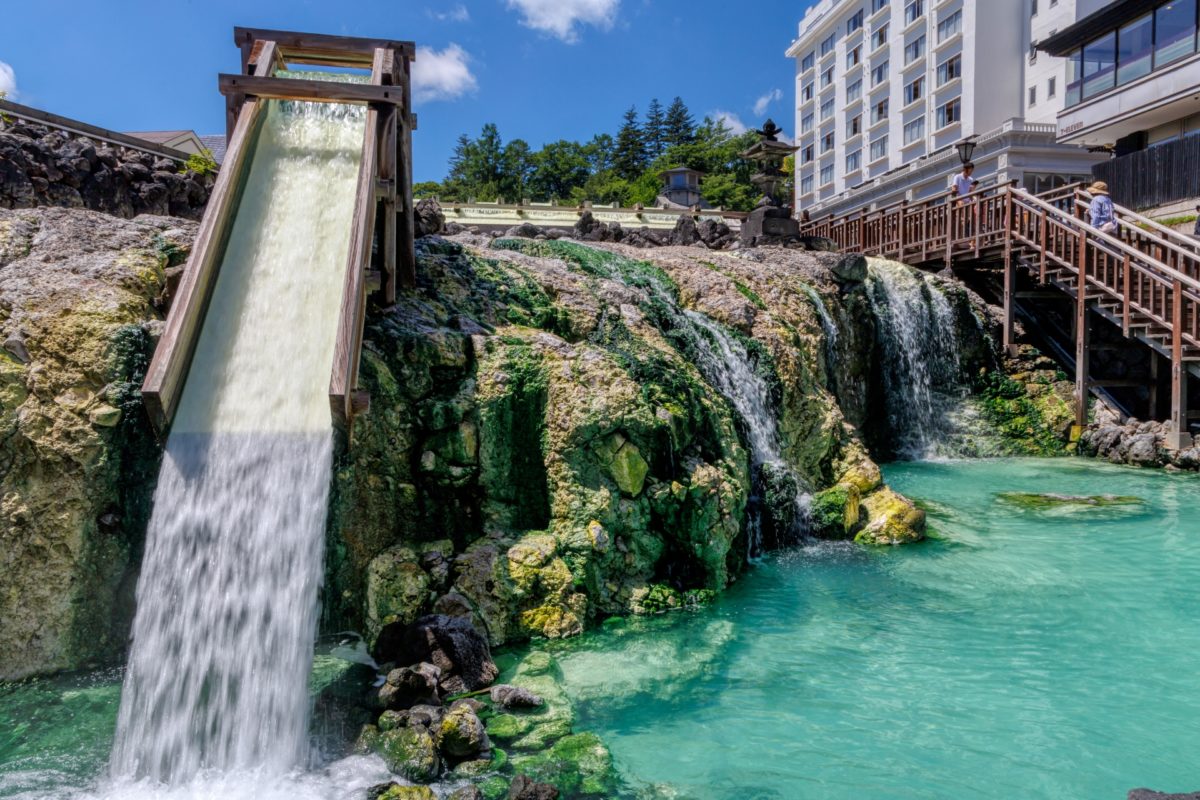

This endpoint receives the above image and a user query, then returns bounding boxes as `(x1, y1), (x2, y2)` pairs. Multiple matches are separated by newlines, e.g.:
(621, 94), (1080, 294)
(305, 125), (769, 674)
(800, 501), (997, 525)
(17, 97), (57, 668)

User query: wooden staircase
(802, 182), (1199, 449)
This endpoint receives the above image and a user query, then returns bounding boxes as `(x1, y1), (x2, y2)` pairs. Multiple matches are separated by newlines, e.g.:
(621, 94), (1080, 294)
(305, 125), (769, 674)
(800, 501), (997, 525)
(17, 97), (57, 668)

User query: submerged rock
(997, 492), (1143, 509)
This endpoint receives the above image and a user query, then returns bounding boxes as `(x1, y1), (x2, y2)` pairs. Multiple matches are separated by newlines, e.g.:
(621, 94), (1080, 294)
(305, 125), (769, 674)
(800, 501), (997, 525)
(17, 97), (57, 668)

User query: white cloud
(753, 88), (782, 117)
(412, 44), (478, 104)
(429, 4), (470, 22)
(711, 110), (749, 135)
(506, 0), (620, 43)
(0, 61), (16, 98)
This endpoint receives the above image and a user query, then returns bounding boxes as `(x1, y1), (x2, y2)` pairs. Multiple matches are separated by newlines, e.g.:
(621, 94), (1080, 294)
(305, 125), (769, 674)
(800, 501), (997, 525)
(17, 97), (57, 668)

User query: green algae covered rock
(997, 492), (1143, 509)
(856, 487), (927, 545)
(375, 786), (437, 800)
(510, 732), (617, 797)
(438, 702), (489, 759)
(810, 484), (862, 540)
(376, 726), (441, 782)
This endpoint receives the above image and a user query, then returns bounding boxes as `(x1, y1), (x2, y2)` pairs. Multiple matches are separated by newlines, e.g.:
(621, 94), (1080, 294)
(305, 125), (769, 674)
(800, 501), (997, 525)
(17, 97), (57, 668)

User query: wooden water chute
(141, 28), (418, 434)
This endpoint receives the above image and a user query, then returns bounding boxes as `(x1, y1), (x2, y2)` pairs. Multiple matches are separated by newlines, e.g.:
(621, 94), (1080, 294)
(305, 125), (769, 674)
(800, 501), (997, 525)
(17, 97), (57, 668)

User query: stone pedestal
(741, 206), (800, 247)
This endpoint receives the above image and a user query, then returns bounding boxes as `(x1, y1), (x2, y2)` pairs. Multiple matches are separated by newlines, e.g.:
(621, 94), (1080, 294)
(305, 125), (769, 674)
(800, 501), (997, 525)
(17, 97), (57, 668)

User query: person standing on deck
(952, 162), (977, 202)
(1087, 181), (1118, 234)
(1193, 204), (1200, 240)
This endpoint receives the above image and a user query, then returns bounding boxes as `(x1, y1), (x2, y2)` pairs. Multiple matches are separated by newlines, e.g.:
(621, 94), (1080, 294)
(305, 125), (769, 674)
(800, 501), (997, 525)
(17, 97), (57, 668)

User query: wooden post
(1149, 352), (1159, 420)
(1074, 231), (1090, 435)
(1168, 278), (1193, 449)
(1039, 208), (1047, 284)
(898, 200), (908, 257)
(397, 55), (417, 289)
(1003, 187), (1015, 355)
(1121, 252), (1132, 336)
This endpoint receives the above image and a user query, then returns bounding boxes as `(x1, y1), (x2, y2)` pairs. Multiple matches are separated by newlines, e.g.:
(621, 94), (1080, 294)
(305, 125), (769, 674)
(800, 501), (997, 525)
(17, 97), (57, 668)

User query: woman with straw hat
(1087, 181), (1118, 234)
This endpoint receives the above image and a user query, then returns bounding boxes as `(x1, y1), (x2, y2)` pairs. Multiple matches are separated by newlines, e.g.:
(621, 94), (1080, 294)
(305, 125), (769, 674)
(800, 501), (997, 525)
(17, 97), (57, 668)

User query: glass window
(1031, 0), (1038, 14)
(822, 66), (836, 87)
(847, 79), (863, 102)
(1029, 86), (1037, 106)
(847, 44), (863, 68)
(905, 1), (924, 25)
(904, 76), (925, 104)
(801, 175), (814, 195)
(848, 10), (865, 33)
(1154, 0), (1197, 68)
(937, 54), (961, 85)
(820, 164), (835, 185)
(904, 117), (925, 144)
(846, 150), (862, 172)
(936, 98), (960, 128)
(870, 136), (888, 161)
(872, 60), (889, 85)
(802, 113), (815, 134)
(803, 83), (814, 102)
(872, 0), (888, 12)
(801, 52), (815, 71)
(849, 113), (863, 135)
(802, 144), (815, 163)
(872, 98), (890, 124)
(1048, 76), (1057, 97)
(1081, 32), (1116, 100)
(905, 35), (926, 63)
(1117, 13), (1153, 84)
(822, 131), (836, 152)
(1066, 49), (1083, 106)
(821, 32), (838, 56)
(937, 10), (962, 41)
(821, 98), (836, 119)
(873, 23), (889, 50)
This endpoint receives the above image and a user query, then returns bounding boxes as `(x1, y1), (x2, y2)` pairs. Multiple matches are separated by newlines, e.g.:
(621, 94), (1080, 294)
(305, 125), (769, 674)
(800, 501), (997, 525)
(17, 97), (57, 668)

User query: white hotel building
(788, 0), (1107, 217)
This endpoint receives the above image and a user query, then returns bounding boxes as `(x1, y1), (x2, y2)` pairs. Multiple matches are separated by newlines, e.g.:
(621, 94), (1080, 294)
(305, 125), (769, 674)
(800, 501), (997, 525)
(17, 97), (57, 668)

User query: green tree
(583, 134), (615, 174)
(501, 139), (534, 200)
(528, 140), (590, 200)
(644, 98), (666, 160)
(612, 106), (647, 180)
(664, 97), (696, 148)
(413, 181), (443, 199)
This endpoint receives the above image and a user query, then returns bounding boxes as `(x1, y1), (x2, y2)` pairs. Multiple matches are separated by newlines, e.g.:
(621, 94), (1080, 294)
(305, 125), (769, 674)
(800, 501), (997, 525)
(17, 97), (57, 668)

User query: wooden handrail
(1075, 190), (1200, 258)
(218, 74), (406, 106)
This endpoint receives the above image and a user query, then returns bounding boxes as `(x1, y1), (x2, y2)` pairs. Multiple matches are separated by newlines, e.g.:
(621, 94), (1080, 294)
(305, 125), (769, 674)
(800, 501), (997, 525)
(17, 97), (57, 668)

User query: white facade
(787, 0), (1104, 216)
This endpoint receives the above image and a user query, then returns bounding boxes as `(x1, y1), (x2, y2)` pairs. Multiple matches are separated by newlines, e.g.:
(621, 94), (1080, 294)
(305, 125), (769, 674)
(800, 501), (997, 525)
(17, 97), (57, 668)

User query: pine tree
(644, 98), (666, 160)
(612, 106), (647, 180)
(664, 97), (697, 149)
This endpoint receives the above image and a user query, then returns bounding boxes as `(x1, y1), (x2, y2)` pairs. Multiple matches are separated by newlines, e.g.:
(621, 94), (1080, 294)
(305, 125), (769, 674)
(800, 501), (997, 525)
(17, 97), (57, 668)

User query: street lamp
(955, 137), (977, 165)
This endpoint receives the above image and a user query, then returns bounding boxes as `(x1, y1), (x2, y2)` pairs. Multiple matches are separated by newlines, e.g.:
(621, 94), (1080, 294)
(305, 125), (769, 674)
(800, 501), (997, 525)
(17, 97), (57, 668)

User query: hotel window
(937, 54), (961, 85)
(846, 150), (862, 172)
(1081, 31), (1116, 100)
(873, 23), (889, 50)
(1154, 0), (1197, 68)
(802, 144), (815, 163)
(1029, 86), (1037, 106)
(1031, 0), (1038, 14)
(820, 164), (835, 186)
(936, 98), (960, 128)
(802, 113), (815, 134)
(1066, 50), (1082, 105)
(1117, 14), (1153, 84)
(903, 116), (925, 144)
(801, 175), (814, 195)
(822, 66), (836, 87)
(904, 0), (924, 25)
(872, 60), (889, 86)
(847, 79), (863, 102)
(872, 0), (889, 12)
(802, 83), (814, 102)
(849, 113), (863, 136)
(905, 36), (926, 63)
(904, 76), (925, 105)
(801, 52), (815, 71)
(872, 98), (890, 124)
(822, 131), (836, 152)
(1029, 43), (1038, 64)
(821, 32), (838, 56)
(1047, 76), (1057, 97)
(937, 10), (962, 41)
(821, 98), (836, 119)
(848, 9), (865, 33)
(847, 44), (863, 68)
(870, 136), (888, 161)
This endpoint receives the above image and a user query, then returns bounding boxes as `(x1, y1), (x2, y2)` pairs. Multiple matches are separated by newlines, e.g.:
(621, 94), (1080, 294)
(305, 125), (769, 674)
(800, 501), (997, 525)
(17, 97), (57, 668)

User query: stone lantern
(740, 119), (800, 247)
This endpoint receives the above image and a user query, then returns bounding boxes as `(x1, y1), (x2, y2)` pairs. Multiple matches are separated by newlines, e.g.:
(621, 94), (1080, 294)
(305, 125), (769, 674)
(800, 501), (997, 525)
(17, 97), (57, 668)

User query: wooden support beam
(1168, 278), (1193, 449)
(1149, 353), (1160, 419)
(1074, 231), (1091, 434)
(218, 74), (406, 106)
(234, 26), (416, 61)
(1002, 189), (1015, 354)
(396, 57), (417, 290)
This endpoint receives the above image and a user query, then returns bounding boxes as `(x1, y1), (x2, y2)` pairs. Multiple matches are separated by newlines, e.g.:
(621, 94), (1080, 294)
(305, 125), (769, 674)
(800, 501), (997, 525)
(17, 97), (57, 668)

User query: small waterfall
(109, 98), (365, 786)
(803, 286), (840, 391)
(867, 260), (967, 459)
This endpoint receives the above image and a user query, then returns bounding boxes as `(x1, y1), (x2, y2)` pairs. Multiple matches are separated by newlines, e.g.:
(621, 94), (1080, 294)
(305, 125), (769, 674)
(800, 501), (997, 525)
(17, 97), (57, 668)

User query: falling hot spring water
(107, 98), (366, 787)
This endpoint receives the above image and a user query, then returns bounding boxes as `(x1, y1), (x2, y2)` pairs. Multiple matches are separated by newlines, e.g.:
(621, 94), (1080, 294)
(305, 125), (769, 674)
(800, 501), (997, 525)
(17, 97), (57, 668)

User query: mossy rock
(809, 484), (861, 540)
(997, 492), (1143, 509)
(486, 712), (532, 742)
(376, 726), (440, 783)
(856, 487), (925, 545)
(510, 732), (617, 797)
(478, 775), (510, 800)
(376, 786), (437, 800)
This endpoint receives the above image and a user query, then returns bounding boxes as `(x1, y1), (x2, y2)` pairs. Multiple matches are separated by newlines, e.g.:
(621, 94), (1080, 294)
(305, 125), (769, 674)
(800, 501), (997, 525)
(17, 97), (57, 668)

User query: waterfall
(803, 286), (839, 391)
(108, 98), (365, 786)
(867, 260), (967, 460)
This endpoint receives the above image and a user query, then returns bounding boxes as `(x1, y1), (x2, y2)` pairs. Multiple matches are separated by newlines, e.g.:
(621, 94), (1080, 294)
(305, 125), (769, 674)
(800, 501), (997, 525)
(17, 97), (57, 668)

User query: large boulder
(374, 614), (499, 694)
(669, 215), (700, 246)
(437, 701), (489, 759)
(414, 197), (446, 237)
(376, 725), (441, 782)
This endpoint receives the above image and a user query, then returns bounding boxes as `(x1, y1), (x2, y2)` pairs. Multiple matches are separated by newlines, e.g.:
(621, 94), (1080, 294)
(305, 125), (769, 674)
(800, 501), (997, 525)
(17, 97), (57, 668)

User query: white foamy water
(107, 98), (365, 790)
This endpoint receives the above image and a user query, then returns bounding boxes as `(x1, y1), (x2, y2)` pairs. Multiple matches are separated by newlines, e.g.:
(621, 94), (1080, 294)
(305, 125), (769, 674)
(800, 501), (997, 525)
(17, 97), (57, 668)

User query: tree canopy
(426, 97), (764, 212)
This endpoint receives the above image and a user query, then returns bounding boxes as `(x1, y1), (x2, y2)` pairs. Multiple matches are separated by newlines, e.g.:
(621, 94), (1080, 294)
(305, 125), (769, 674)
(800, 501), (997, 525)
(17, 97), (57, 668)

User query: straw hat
(1087, 181), (1110, 195)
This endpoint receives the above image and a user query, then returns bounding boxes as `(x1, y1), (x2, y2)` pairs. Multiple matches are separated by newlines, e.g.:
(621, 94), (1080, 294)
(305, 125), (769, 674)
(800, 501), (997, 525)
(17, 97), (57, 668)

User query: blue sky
(0, 1), (813, 182)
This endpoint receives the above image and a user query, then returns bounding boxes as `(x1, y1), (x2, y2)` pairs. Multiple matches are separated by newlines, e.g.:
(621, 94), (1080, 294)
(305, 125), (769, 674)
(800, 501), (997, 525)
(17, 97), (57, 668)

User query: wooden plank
(218, 74), (405, 106)
(1075, 230), (1090, 431)
(397, 56), (417, 290)
(329, 48), (386, 422)
(234, 26), (416, 61)
(1169, 278), (1191, 448)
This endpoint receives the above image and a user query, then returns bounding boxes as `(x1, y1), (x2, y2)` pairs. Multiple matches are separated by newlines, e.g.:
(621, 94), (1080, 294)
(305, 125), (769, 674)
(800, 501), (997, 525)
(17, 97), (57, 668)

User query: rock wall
(0, 207), (193, 679)
(0, 118), (212, 220)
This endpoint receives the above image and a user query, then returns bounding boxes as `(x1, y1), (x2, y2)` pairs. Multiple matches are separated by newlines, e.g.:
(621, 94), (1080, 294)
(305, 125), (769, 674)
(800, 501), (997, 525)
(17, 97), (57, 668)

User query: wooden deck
(802, 183), (1198, 449)
(142, 28), (417, 435)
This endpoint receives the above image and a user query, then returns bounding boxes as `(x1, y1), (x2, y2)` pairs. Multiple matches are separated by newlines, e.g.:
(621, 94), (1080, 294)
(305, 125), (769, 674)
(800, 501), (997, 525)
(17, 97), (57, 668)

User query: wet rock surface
(1079, 404), (1200, 470)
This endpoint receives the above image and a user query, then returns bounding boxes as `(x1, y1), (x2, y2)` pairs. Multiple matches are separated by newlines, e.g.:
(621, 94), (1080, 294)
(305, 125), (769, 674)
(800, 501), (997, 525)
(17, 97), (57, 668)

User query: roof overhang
(1037, 0), (1158, 56)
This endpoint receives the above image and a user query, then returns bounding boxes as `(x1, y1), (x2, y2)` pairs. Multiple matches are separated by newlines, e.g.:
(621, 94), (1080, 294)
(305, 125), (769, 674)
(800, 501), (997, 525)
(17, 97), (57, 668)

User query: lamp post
(955, 137), (977, 165)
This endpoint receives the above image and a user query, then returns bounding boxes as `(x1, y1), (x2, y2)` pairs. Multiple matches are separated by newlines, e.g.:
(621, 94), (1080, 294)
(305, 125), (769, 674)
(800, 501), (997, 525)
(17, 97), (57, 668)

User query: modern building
(787, 0), (1106, 217)
(1039, 0), (1200, 210)
(657, 166), (709, 209)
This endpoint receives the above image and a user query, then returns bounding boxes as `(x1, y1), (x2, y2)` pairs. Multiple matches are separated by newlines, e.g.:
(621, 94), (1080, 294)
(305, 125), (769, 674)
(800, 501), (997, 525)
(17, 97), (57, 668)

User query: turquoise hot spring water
(2, 457), (1197, 799)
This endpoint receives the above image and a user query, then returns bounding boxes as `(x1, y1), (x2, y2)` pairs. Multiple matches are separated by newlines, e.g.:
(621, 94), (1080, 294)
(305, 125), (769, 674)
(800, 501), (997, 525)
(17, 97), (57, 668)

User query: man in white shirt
(953, 162), (977, 200)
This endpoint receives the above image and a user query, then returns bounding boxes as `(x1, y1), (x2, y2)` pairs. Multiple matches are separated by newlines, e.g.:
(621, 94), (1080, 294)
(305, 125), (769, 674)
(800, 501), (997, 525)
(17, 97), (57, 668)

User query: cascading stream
(108, 97), (365, 787)
(867, 260), (967, 460)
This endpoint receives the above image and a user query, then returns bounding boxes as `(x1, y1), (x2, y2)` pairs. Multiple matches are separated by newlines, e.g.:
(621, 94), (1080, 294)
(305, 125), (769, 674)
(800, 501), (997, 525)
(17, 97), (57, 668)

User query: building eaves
(1037, 0), (1157, 56)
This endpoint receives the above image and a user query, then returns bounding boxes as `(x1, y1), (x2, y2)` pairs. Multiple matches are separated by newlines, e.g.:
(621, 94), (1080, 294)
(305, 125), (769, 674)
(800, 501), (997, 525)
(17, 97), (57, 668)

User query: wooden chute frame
(141, 27), (417, 433)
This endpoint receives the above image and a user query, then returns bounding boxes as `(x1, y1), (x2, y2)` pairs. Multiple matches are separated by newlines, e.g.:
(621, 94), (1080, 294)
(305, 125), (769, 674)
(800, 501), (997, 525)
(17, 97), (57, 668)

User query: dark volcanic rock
(1128, 791), (1200, 800)
(508, 775), (560, 800)
(505, 222), (545, 239)
(375, 614), (499, 694)
(490, 684), (544, 709)
(800, 235), (838, 252)
(828, 253), (868, 283)
(669, 214), (699, 246)
(414, 197), (446, 237)
(378, 662), (442, 710)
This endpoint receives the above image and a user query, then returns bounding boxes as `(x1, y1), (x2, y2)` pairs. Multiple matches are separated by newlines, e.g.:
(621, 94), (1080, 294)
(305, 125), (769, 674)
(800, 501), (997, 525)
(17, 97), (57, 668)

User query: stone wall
(0, 118), (212, 220)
